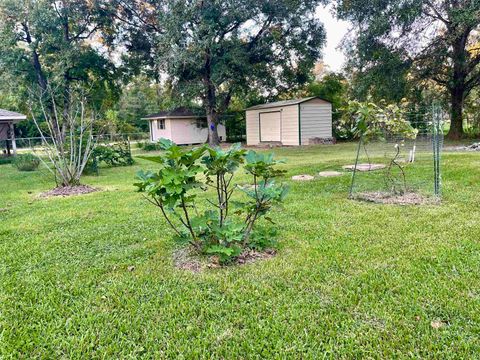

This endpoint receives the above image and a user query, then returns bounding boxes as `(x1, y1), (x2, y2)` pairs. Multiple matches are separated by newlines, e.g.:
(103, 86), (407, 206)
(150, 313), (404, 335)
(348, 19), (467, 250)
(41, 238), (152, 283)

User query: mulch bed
(173, 247), (277, 273)
(353, 191), (438, 205)
(39, 185), (98, 198)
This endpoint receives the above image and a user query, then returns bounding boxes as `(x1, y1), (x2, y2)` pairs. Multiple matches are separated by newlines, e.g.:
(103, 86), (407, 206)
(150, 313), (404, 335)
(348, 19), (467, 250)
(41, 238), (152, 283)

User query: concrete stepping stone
(291, 175), (315, 181)
(342, 163), (386, 172)
(318, 171), (343, 177)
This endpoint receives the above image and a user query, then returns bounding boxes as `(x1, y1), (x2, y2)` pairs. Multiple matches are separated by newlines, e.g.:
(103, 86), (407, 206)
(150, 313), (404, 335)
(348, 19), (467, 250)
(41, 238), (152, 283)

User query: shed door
(259, 112), (281, 142)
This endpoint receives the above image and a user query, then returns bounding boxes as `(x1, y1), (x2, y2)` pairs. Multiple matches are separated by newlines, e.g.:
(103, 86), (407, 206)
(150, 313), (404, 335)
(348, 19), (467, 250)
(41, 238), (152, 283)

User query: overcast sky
(315, 4), (350, 72)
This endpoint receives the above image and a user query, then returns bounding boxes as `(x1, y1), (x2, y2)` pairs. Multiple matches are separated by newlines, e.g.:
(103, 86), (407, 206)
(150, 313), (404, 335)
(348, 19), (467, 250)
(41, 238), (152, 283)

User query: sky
(315, 4), (350, 72)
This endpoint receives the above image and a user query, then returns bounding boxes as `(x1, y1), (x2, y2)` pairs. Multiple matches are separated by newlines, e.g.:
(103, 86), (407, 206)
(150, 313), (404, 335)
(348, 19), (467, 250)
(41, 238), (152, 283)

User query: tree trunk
(207, 107), (220, 146)
(447, 33), (468, 140)
(448, 86), (465, 140)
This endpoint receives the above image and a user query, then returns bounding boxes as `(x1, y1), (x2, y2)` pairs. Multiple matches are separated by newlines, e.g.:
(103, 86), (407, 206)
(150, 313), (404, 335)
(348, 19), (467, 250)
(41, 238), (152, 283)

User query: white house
(0, 109), (27, 156)
(245, 97), (333, 146)
(143, 108), (226, 145)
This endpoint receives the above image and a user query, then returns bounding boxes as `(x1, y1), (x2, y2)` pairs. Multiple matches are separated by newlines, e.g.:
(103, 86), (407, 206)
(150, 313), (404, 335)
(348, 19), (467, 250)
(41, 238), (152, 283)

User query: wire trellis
(348, 103), (444, 202)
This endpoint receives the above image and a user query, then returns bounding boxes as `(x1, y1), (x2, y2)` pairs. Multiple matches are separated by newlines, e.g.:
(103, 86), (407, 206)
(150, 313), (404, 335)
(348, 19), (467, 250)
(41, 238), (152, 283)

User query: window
(157, 119), (165, 130)
(196, 118), (208, 129)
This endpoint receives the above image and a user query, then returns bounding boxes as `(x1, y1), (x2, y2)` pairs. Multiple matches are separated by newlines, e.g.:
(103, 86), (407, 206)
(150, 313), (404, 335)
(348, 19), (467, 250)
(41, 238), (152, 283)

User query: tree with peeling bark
(337, 0), (480, 139)
(117, 0), (327, 145)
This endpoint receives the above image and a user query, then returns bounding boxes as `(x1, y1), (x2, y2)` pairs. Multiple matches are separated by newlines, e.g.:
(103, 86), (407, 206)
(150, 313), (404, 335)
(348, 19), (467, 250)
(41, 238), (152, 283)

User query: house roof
(0, 109), (27, 123)
(245, 96), (331, 111)
(142, 107), (205, 120)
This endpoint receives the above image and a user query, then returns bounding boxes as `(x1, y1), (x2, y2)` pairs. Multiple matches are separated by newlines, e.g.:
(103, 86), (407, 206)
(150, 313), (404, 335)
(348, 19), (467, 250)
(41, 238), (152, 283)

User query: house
(245, 97), (333, 146)
(143, 107), (226, 145)
(0, 109), (27, 156)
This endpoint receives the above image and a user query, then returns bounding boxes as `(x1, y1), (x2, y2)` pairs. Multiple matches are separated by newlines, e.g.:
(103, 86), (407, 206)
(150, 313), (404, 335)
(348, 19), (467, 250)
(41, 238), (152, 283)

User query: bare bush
(29, 86), (99, 187)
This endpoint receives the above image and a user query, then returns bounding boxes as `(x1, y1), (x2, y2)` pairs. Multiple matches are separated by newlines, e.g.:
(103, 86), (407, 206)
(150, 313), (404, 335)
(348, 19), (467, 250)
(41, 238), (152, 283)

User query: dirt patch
(343, 163), (386, 172)
(236, 248), (276, 265)
(173, 247), (203, 273)
(173, 247), (277, 273)
(39, 185), (97, 198)
(353, 191), (438, 205)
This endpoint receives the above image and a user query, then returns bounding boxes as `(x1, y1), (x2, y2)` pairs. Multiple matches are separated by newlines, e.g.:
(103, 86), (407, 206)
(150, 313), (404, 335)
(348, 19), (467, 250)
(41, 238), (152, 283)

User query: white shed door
(260, 112), (281, 142)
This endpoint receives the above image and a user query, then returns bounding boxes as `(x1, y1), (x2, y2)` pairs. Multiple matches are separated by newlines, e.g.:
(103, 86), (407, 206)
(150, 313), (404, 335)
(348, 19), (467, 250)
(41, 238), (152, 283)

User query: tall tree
(0, 0), (118, 140)
(337, 0), (480, 139)
(118, 0), (327, 145)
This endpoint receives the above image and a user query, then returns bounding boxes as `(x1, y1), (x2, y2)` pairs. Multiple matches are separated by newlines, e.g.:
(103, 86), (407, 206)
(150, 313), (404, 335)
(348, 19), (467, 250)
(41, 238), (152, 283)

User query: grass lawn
(1, 143), (479, 358)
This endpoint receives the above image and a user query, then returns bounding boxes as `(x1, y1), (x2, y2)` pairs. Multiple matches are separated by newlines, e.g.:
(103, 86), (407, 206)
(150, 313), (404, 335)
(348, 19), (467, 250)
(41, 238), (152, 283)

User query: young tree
(30, 85), (98, 187)
(337, 0), (480, 139)
(118, 0), (327, 145)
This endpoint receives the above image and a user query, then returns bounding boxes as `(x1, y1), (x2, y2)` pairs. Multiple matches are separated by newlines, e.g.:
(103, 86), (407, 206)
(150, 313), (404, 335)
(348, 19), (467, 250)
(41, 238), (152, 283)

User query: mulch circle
(353, 192), (438, 205)
(173, 247), (277, 273)
(39, 185), (98, 198)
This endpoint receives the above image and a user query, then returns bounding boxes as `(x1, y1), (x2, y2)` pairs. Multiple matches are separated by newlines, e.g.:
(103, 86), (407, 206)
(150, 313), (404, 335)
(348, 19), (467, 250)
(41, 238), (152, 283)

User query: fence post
(349, 135), (363, 198)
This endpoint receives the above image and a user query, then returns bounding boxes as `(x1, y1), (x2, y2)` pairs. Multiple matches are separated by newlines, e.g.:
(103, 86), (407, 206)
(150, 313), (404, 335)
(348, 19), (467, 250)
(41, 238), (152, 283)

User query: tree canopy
(337, 0), (480, 139)
(118, 0), (327, 144)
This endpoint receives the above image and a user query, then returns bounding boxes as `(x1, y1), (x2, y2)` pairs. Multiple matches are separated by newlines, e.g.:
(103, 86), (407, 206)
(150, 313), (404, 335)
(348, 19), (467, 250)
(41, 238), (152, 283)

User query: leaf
(137, 156), (164, 164)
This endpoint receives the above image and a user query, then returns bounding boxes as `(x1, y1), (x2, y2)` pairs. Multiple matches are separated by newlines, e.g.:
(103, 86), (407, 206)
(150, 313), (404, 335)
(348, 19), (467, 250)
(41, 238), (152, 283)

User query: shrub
(86, 142), (134, 175)
(12, 153), (40, 171)
(142, 142), (163, 151)
(0, 157), (13, 165)
(135, 140), (288, 264)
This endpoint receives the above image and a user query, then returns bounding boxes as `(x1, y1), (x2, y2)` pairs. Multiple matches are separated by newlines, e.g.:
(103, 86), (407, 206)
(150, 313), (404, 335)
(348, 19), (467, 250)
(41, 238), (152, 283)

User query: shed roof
(245, 96), (331, 111)
(0, 109), (27, 123)
(142, 107), (205, 120)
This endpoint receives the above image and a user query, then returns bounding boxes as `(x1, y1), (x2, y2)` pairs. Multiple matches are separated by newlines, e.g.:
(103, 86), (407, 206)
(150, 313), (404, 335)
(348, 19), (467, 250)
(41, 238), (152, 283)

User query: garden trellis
(348, 103), (444, 203)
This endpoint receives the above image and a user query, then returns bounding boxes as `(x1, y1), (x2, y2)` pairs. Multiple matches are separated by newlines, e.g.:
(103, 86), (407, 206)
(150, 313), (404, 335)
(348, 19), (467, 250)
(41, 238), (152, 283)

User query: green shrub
(135, 140), (288, 264)
(0, 157), (13, 165)
(12, 153), (40, 171)
(142, 142), (162, 151)
(86, 142), (134, 175)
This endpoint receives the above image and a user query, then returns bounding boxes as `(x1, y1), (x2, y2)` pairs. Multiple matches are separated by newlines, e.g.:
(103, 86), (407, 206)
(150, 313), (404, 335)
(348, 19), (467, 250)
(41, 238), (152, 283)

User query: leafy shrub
(136, 141), (164, 151)
(86, 142), (134, 175)
(0, 157), (13, 165)
(12, 153), (40, 171)
(135, 140), (288, 264)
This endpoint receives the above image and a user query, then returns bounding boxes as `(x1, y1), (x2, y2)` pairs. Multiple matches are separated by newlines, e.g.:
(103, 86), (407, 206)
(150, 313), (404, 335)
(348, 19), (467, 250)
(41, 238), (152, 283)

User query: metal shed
(0, 109), (27, 156)
(245, 97), (333, 146)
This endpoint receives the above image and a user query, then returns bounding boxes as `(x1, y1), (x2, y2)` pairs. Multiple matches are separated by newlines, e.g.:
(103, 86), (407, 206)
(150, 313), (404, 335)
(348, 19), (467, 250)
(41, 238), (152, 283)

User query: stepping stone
(291, 175), (315, 181)
(318, 171), (343, 177)
(342, 163), (386, 172)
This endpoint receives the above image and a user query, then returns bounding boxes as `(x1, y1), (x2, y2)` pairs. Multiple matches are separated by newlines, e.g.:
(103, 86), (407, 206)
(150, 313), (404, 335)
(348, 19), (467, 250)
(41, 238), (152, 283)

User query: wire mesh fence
(0, 132), (150, 155)
(348, 104), (444, 204)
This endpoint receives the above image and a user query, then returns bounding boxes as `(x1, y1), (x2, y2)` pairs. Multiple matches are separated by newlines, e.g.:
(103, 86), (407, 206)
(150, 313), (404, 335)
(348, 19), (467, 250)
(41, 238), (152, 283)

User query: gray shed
(245, 97), (333, 146)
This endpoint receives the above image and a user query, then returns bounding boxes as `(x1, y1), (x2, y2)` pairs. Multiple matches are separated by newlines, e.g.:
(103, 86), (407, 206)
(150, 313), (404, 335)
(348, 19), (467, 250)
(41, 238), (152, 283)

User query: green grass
(1, 143), (480, 358)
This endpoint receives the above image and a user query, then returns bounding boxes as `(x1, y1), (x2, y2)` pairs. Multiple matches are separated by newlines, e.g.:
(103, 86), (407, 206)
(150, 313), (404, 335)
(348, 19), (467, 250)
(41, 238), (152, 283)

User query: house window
(157, 119), (165, 130)
(196, 118), (208, 128)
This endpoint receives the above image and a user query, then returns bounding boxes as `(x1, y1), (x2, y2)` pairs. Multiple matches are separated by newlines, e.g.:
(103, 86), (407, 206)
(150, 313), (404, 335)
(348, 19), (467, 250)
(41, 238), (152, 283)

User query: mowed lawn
(1, 143), (480, 358)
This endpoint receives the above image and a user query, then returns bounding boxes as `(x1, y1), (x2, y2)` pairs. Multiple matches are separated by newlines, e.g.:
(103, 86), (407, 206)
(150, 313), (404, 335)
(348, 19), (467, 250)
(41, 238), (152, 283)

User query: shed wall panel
(300, 103), (332, 144)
